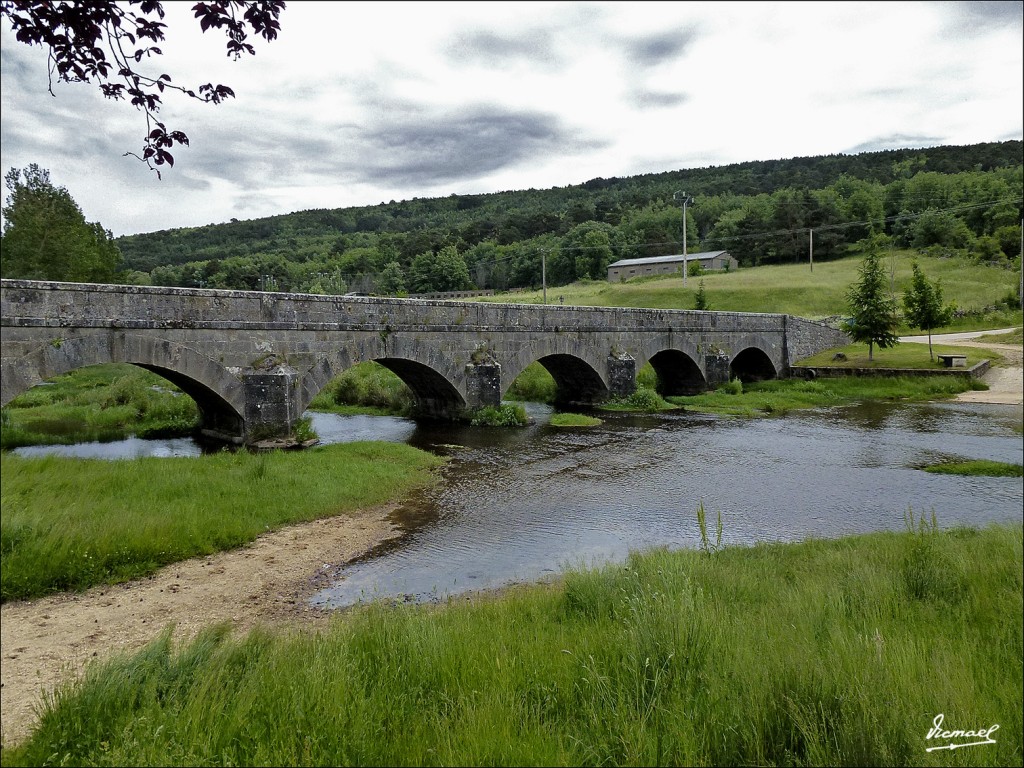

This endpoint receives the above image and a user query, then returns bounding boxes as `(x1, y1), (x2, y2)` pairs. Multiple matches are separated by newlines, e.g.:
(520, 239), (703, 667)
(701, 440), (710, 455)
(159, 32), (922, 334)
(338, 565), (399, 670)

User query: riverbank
(901, 328), (1023, 406)
(4, 522), (1021, 766)
(0, 442), (443, 748)
(0, 507), (400, 747)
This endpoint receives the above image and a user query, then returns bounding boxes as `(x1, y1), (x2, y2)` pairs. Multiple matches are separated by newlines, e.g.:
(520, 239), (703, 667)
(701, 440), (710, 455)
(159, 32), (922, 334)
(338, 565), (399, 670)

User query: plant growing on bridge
(694, 280), (710, 310)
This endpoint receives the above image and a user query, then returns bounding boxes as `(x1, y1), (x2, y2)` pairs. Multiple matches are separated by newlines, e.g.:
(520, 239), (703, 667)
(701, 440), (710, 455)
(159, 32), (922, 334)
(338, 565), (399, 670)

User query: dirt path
(899, 328), (1023, 406)
(1, 506), (401, 748)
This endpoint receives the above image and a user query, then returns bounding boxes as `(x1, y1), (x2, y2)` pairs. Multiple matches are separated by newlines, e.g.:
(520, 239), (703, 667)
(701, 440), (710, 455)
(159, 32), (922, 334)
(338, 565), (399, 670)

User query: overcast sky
(1, 1), (1021, 237)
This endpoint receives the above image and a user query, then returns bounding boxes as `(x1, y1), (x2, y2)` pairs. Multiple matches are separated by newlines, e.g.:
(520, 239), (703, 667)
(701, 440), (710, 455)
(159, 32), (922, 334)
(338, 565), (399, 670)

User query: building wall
(608, 254), (738, 282)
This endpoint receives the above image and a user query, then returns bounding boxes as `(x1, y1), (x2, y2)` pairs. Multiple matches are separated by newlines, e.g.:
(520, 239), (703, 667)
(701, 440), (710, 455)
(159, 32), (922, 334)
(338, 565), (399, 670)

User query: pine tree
(694, 280), (710, 310)
(843, 250), (900, 361)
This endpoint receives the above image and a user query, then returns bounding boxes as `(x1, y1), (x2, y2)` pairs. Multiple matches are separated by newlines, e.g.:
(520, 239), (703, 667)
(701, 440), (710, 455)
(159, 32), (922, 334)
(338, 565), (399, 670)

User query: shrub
(470, 403), (528, 427)
(719, 378), (743, 395)
(625, 387), (668, 412)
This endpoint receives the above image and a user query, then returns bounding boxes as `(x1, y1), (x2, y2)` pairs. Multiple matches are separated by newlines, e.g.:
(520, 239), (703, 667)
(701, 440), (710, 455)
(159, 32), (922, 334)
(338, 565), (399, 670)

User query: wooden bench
(936, 354), (967, 368)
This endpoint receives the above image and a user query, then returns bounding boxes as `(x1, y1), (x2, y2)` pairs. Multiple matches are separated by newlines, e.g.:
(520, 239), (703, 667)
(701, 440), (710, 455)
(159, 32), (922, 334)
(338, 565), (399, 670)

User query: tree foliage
(902, 260), (954, 360)
(843, 241), (901, 360)
(694, 280), (710, 310)
(409, 246), (471, 293)
(0, 0), (284, 176)
(1, 164), (122, 282)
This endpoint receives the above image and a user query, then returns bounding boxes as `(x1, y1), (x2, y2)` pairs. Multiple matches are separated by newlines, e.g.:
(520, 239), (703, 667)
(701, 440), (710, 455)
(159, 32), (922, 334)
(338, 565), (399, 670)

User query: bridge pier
(465, 361), (502, 410)
(704, 352), (732, 388)
(608, 354), (637, 398)
(240, 368), (303, 445)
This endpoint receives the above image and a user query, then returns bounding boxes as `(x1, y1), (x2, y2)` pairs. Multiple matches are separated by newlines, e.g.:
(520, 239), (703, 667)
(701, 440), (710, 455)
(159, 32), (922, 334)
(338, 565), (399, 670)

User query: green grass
(6, 520), (1020, 767)
(506, 361), (559, 403)
(669, 376), (983, 417)
(979, 327), (1023, 345)
(470, 403), (529, 426)
(922, 460), (1024, 478)
(307, 361), (414, 415)
(0, 364), (200, 448)
(797, 342), (1005, 369)
(600, 386), (675, 413)
(476, 251), (1022, 330)
(0, 443), (443, 602)
(549, 413), (603, 427)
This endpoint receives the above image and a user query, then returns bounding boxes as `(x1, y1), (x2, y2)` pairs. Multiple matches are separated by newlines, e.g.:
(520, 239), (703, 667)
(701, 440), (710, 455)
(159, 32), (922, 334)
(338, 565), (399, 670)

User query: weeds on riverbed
(6, 518), (1021, 766)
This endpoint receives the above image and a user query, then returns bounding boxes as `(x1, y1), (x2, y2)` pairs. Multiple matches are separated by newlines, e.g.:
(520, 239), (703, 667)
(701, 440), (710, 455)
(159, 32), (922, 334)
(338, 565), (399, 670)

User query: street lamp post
(674, 191), (695, 287)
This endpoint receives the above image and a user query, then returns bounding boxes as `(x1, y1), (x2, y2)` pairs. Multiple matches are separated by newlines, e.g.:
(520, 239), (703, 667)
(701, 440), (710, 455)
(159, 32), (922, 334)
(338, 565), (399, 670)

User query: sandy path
(1, 506), (400, 748)
(899, 328), (1023, 406)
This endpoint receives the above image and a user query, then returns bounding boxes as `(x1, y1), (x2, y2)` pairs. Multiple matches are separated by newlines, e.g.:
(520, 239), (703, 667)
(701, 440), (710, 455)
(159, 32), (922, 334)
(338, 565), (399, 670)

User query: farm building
(606, 251), (738, 282)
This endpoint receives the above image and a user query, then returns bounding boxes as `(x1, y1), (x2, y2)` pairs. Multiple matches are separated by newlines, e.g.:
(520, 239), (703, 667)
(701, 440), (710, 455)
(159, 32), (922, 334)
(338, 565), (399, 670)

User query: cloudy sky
(1, 1), (1021, 237)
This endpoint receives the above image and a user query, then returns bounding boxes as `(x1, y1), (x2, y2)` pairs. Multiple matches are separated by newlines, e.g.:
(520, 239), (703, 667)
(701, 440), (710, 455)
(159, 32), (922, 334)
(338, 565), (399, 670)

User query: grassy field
(796, 342), (1006, 369)
(0, 443), (443, 602)
(478, 251), (1022, 331)
(5, 519), (1020, 767)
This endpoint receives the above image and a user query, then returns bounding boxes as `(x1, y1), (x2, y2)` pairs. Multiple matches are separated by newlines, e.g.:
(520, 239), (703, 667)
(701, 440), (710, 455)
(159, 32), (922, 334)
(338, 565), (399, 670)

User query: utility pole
(541, 249), (547, 305)
(809, 228), (814, 272)
(674, 191), (695, 288)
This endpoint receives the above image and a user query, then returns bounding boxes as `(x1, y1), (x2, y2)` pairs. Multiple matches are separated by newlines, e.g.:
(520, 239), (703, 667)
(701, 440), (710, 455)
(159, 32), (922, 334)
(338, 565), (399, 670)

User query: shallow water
(309, 400), (1024, 607)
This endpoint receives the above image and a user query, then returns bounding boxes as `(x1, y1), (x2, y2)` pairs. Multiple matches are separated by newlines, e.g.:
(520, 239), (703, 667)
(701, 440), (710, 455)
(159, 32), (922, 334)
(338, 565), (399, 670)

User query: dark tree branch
(1, 0), (284, 178)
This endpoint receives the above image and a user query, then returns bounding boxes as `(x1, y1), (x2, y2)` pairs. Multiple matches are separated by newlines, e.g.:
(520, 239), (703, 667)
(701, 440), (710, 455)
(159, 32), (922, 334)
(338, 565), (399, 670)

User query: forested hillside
(115, 141), (1023, 295)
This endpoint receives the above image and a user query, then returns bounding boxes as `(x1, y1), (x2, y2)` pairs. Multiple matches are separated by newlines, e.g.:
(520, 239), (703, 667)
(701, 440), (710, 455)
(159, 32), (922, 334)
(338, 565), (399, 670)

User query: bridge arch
(730, 346), (778, 383)
(533, 353), (607, 406)
(1, 333), (246, 438)
(376, 357), (466, 416)
(297, 341), (467, 418)
(502, 341), (611, 406)
(644, 349), (707, 395)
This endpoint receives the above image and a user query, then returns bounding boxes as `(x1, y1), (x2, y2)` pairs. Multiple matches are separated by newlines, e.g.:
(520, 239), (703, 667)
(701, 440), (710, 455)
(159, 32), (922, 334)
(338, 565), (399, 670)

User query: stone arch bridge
(1, 280), (848, 445)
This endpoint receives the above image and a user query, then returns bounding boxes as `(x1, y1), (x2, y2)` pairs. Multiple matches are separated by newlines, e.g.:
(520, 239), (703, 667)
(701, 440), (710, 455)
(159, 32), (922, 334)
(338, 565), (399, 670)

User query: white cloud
(2, 0), (1021, 236)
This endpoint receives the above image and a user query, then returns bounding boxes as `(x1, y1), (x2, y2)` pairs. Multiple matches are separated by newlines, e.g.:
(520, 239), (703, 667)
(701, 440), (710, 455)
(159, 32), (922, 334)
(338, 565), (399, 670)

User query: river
(14, 400), (1023, 609)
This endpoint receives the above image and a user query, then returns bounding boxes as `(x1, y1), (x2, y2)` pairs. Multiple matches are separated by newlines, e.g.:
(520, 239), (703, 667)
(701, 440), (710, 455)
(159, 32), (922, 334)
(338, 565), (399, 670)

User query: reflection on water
(11, 435), (204, 459)
(10, 400), (1023, 611)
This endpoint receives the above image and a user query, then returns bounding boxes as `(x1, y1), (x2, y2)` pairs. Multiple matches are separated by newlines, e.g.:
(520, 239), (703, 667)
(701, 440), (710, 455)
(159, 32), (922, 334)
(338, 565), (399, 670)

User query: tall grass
(0, 443), (443, 602)
(7, 522), (1020, 766)
(0, 364), (200, 448)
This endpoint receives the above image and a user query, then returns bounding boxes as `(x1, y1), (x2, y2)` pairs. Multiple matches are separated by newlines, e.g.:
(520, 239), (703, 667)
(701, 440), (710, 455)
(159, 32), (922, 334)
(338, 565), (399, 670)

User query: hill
(114, 141), (1023, 296)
